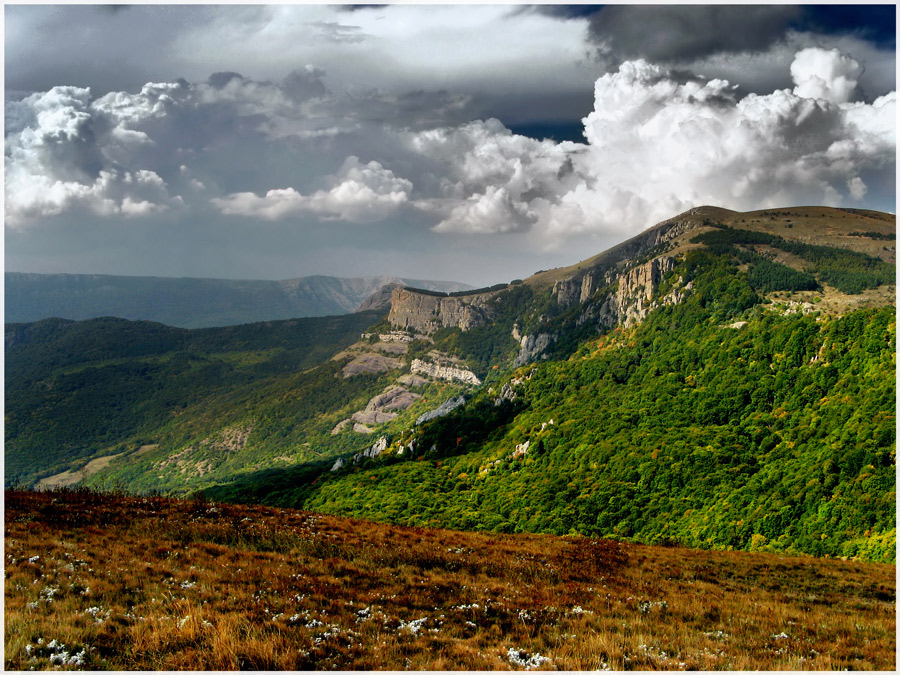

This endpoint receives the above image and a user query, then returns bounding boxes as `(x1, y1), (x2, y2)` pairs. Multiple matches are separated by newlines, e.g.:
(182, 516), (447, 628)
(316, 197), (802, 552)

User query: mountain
(4, 272), (472, 328)
(5, 205), (895, 561)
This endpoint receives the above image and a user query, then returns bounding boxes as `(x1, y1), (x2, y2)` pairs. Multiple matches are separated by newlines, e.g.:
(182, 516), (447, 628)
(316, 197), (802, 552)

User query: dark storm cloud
(322, 88), (477, 130)
(587, 5), (803, 62)
(5, 4), (220, 95)
(208, 72), (246, 89)
(794, 4), (896, 48)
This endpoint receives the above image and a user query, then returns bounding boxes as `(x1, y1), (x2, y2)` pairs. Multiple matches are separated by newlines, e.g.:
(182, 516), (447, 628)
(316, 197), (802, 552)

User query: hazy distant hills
(5, 273), (472, 328)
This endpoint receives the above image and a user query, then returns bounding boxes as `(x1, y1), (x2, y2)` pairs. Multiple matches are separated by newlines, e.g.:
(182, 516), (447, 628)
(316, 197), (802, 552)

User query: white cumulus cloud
(5, 87), (184, 227)
(416, 47), (894, 241)
(791, 47), (863, 104)
(211, 156), (412, 223)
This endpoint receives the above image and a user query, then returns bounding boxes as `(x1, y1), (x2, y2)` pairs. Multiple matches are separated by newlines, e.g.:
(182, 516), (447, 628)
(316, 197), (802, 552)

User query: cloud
(6, 46), (894, 253)
(407, 48), (894, 241)
(791, 47), (863, 103)
(587, 5), (803, 63)
(848, 176), (868, 201)
(405, 119), (578, 234)
(6, 166), (180, 225)
(431, 186), (537, 234)
(5, 87), (183, 227)
(559, 49), (894, 232)
(211, 156), (412, 223)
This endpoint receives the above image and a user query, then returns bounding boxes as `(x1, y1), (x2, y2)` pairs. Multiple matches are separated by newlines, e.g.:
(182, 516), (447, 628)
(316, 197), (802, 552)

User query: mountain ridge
(5, 272), (472, 328)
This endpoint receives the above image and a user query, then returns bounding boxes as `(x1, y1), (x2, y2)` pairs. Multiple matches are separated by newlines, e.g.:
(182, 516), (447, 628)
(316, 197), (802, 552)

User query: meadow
(4, 488), (895, 670)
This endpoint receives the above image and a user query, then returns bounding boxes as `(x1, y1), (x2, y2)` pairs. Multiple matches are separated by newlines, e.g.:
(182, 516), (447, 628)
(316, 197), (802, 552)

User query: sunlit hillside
(4, 489), (895, 671)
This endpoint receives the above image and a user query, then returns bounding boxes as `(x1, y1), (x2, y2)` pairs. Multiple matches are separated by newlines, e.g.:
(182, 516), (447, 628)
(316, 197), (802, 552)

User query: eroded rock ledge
(411, 358), (481, 386)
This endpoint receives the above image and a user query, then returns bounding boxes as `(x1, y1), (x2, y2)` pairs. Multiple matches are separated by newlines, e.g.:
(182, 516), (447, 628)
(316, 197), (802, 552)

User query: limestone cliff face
(573, 256), (692, 332)
(614, 256), (677, 327)
(411, 358), (482, 386)
(388, 287), (496, 333)
(513, 333), (555, 367)
(518, 256), (688, 366)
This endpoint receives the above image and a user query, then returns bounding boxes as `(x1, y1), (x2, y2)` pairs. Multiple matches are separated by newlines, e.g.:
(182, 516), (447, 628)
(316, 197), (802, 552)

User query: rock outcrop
(331, 435), (391, 471)
(553, 275), (597, 307)
(416, 395), (466, 425)
(493, 382), (517, 406)
(355, 436), (389, 462)
(513, 333), (556, 367)
(340, 353), (403, 378)
(411, 358), (481, 385)
(398, 373), (429, 387)
(614, 256), (677, 327)
(388, 287), (497, 334)
(350, 386), (421, 426)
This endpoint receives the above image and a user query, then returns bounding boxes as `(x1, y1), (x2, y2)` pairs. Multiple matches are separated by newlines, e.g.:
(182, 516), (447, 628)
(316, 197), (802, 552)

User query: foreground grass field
(4, 489), (895, 670)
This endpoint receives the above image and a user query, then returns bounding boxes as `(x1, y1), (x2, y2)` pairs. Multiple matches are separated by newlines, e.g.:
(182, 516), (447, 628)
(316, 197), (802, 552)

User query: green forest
(5, 311), (385, 483)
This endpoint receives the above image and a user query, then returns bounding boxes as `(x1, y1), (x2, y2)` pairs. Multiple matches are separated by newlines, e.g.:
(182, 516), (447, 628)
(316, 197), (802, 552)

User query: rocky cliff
(387, 287), (498, 334)
(410, 358), (482, 386)
(517, 256), (690, 365)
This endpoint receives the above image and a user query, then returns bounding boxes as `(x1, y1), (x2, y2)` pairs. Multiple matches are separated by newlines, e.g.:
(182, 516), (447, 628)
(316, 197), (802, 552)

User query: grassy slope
(4, 489), (895, 671)
(5, 311), (386, 485)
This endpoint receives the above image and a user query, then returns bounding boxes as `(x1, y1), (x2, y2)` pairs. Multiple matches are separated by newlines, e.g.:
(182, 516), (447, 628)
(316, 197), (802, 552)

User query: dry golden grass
(5, 488), (895, 670)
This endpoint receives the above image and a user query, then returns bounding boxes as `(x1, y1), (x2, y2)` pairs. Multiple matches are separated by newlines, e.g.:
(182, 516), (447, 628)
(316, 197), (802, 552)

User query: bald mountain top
(479, 205), (893, 294)
(5, 272), (471, 329)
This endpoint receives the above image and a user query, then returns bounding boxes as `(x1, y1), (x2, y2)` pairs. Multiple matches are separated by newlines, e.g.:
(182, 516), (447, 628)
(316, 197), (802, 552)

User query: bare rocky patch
(36, 453), (125, 490)
(341, 353), (403, 378)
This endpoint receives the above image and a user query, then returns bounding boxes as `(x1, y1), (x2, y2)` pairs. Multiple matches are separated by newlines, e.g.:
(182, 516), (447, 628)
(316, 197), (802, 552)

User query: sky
(5, 3), (897, 286)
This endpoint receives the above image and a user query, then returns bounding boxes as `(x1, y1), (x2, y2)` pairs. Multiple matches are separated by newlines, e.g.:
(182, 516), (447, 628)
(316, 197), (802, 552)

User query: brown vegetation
(5, 488), (895, 670)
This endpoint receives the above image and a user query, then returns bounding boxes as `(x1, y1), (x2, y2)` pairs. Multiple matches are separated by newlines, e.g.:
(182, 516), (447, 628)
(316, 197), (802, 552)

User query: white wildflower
(398, 617), (428, 634)
(507, 647), (551, 670)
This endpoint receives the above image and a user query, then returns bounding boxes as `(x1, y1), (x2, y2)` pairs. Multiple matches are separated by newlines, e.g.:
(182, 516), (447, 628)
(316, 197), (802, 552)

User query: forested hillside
(207, 248), (896, 561)
(5, 311), (386, 484)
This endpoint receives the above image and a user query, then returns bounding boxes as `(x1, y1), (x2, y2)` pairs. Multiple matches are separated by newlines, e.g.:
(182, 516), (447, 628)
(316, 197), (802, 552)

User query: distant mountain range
(4, 273), (472, 328)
